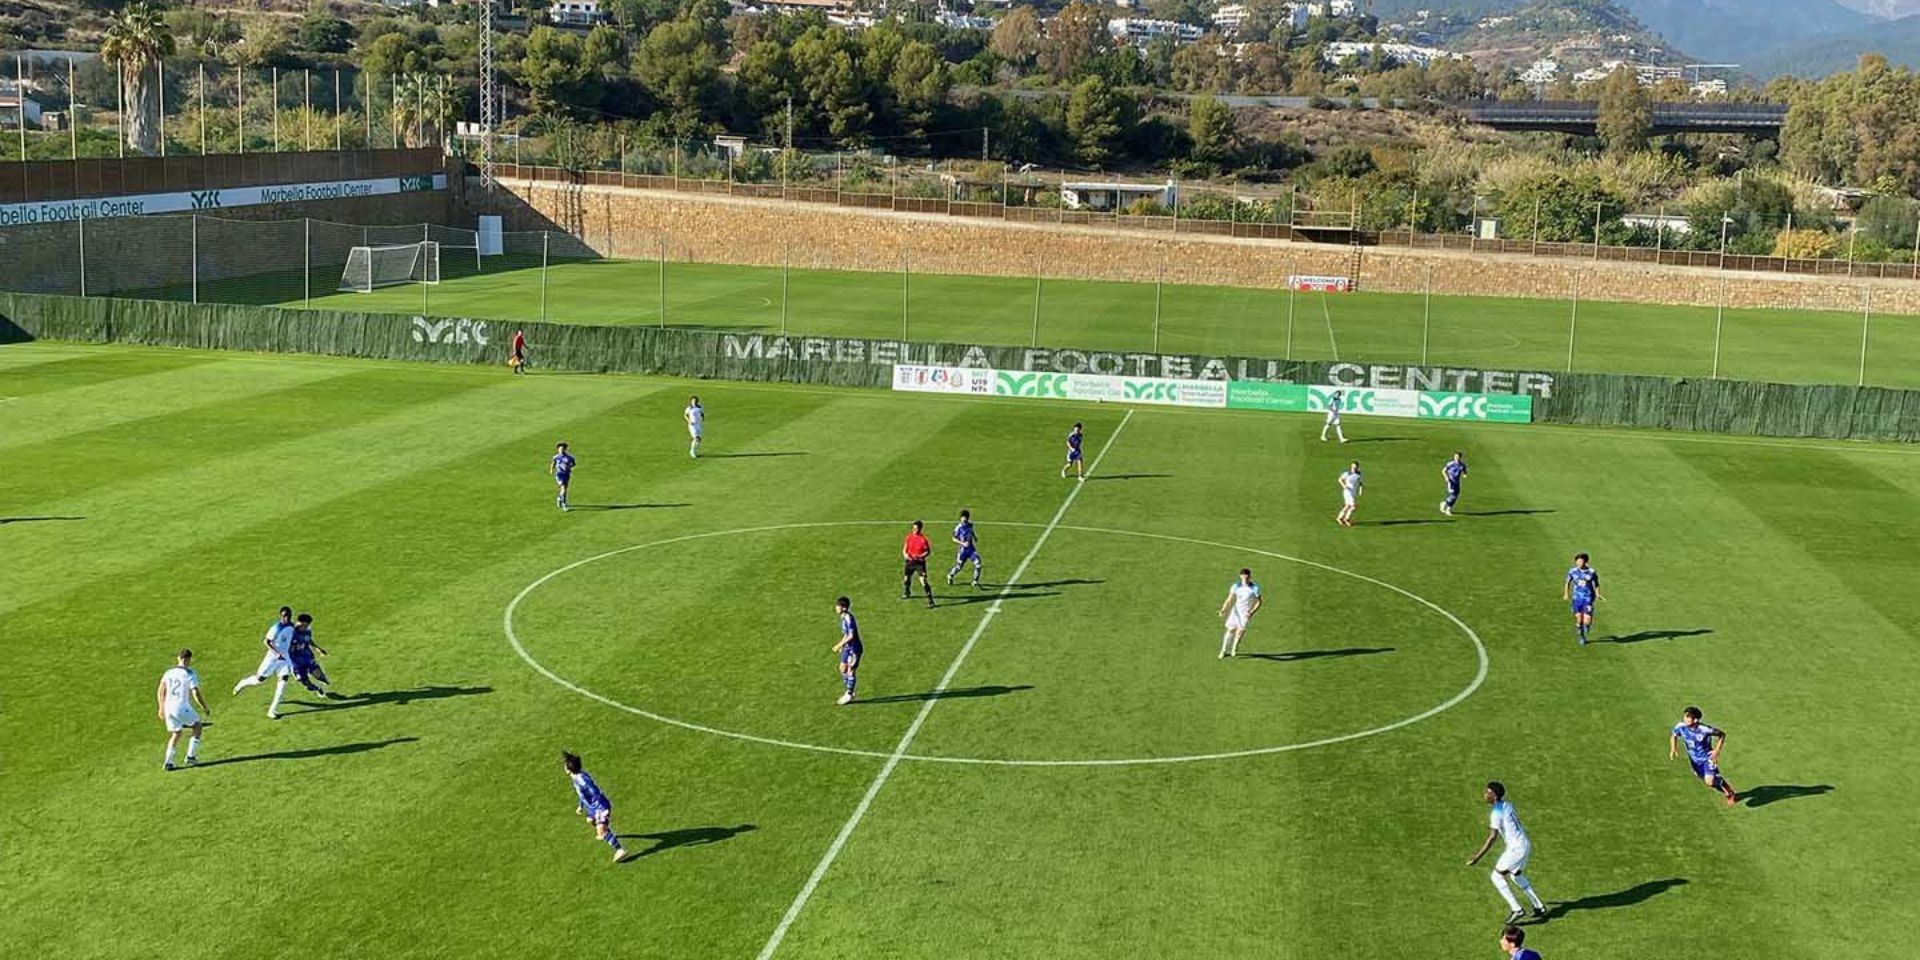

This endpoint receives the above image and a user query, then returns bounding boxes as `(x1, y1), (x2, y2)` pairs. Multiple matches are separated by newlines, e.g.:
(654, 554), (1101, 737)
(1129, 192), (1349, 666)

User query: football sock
(269, 677), (288, 714)
(844, 672), (857, 695)
(1491, 873), (1522, 911)
(1221, 631), (1234, 656)
(1510, 873), (1544, 909)
(603, 828), (622, 850)
(186, 736), (201, 761)
(164, 744), (177, 767)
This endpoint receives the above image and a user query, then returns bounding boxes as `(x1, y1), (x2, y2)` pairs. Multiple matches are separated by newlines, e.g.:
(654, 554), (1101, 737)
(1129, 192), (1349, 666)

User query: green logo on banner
(1417, 391), (1532, 423)
(398, 175), (435, 192)
(1226, 382), (1312, 412)
(1123, 380), (1179, 402)
(1312, 386), (1376, 412)
(995, 372), (1067, 398)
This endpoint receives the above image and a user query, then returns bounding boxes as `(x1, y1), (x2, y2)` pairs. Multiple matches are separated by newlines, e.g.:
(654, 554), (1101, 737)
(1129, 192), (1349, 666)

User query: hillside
(1382, 0), (1689, 71)
(1831, 0), (1920, 14)
(0, 0), (391, 49)
(1614, 0), (1872, 66)
(1747, 13), (1920, 77)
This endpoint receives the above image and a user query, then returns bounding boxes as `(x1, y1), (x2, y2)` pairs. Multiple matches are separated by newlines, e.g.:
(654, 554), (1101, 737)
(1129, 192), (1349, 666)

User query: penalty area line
(754, 409), (1136, 960)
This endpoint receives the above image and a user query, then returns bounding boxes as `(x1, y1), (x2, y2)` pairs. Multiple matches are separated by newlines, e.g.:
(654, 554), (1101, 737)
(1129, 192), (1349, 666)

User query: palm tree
(100, 2), (176, 156)
(390, 73), (455, 149)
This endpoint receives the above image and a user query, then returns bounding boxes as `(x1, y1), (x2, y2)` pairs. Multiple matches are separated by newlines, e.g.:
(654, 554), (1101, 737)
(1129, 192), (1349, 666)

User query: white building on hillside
(1061, 179), (1178, 211)
(1107, 17), (1204, 47)
(1322, 41), (1462, 68)
(0, 80), (44, 129)
(1519, 59), (1559, 85)
(550, 0), (609, 25)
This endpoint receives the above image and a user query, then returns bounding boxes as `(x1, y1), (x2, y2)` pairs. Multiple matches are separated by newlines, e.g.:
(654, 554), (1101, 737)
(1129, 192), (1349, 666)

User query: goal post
(338, 241), (441, 293)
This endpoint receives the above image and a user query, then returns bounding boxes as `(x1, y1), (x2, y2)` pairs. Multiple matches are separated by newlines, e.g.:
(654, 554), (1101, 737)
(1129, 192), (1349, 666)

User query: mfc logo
(1419, 395), (1488, 419)
(1123, 381), (1180, 403)
(410, 316), (491, 347)
(995, 372), (1068, 398)
(1311, 387), (1375, 412)
(190, 190), (223, 210)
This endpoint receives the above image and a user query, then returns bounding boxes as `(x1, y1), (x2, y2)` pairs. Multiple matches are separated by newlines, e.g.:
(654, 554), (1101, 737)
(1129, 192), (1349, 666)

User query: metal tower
(479, 0), (497, 190)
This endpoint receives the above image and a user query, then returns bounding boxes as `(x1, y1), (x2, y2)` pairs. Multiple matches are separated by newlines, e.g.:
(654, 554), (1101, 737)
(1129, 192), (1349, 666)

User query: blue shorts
(582, 802), (611, 824)
(1067, 449), (1083, 462)
(555, 472), (571, 485)
(291, 653), (318, 673)
(956, 546), (978, 563)
(1689, 757), (1721, 782)
(840, 643), (862, 667)
(1571, 598), (1593, 615)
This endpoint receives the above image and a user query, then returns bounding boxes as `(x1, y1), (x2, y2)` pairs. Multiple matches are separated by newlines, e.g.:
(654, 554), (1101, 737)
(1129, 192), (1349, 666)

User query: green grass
(153, 255), (1920, 389)
(5, 341), (1919, 958)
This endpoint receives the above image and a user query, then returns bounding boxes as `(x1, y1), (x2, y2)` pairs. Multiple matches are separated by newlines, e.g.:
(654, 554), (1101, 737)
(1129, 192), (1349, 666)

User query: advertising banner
(0, 173), (450, 228)
(892, 364), (993, 395)
(1288, 275), (1353, 292)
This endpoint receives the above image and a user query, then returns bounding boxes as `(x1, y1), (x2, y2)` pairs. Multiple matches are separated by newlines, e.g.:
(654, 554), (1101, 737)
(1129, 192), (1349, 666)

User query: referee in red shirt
(902, 520), (935, 608)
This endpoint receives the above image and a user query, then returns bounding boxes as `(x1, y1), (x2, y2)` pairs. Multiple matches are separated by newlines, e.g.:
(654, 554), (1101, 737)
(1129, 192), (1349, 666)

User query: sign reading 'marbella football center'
(0, 173), (448, 228)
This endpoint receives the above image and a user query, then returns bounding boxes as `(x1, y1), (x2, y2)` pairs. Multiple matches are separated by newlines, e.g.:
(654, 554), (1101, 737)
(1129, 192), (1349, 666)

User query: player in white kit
(158, 649), (211, 771)
(1217, 567), (1263, 659)
(1320, 389), (1348, 443)
(1467, 781), (1548, 925)
(684, 395), (704, 458)
(232, 605), (296, 719)
(1337, 461), (1363, 527)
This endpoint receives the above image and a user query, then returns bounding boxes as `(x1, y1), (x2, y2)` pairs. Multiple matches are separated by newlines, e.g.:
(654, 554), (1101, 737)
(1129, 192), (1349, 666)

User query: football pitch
(169, 254), (1920, 389)
(5, 341), (1919, 959)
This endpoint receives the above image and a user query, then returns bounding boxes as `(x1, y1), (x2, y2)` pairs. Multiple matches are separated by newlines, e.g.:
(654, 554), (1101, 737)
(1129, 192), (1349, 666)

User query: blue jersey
(288, 626), (317, 663)
(1566, 566), (1598, 601)
(1067, 430), (1083, 460)
(839, 612), (863, 661)
(953, 520), (978, 559)
(1514, 950), (1542, 960)
(1444, 459), (1468, 487)
(552, 452), (576, 477)
(1673, 722), (1722, 764)
(571, 770), (611, 814)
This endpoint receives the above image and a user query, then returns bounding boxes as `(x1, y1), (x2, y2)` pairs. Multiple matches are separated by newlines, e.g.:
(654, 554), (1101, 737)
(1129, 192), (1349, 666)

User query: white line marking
(1320, 293), (1341, 362)
(504, 521), (1488, 765)
(753, 410), (1134, 960)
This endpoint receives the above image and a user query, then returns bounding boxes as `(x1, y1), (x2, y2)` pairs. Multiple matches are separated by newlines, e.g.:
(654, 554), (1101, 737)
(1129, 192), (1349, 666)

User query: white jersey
(1489, 800), (1531, 852)
(685, 404), (704, 434)
(1340, 470), (1363, 498)
(1324, 394), (1344, 423)
(1227, 581), (1261, 618)
(264, 621), (294, 656)
(161, 666), (199, 713)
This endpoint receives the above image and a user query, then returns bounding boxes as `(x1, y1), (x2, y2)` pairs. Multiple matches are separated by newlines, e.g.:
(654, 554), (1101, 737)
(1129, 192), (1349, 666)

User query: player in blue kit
(562, 751), (632, 863)
(1441, 452), (1469, 516)
(1562, 553), (1604, 645)
(1670, 706), (1740, 807)
(550, 442), (575, 512)
(1060, 423), (1085, 482)
(833, 596), (863, 706)
(947, 510), (983, 589)
(288, 613), (336, 698)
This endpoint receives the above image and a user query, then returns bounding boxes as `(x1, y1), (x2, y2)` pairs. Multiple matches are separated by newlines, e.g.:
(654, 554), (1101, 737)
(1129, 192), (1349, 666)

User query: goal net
(338, 241), (440, 293)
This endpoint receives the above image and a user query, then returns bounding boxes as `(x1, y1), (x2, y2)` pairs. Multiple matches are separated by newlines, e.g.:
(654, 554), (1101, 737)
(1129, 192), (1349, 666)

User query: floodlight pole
(303, 218), (311, 306)
(190, 215), (199, 304)
(159, 59), (167, 158)
(540, 231), (550, 324)
(117, 62), (124, 158)
(199, 63), (206, 155)
(69, 58), (77, 161)
(781, 247), (790, 335)
(237, 66), (244, 154)
(334, 70), (342, 151)
(900, 250), (911, 342)
(77, 214), (87, 297)
(1153, 260), (1164, 352)
(272, 68), (279, 151)
(1285, 277), (1296, 361)
(14, 54), (26, 161)
(658, 234), (667, 328)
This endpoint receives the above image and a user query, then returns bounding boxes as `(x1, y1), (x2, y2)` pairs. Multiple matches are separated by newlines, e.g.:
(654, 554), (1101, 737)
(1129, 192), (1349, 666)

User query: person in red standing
(510, 328), (529, 375)
(901, 520), (935, 608)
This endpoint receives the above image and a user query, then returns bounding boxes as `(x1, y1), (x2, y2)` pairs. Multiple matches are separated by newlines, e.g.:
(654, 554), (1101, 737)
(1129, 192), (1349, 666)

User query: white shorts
(165, 707), (201, 732)
(1225, 611), (1250, 631)
(1495, 845), (1531, 874)
(254, 651), (293, 679)
(1325, 411), (1342, 425)
(1342, 491), (1358, 506)
(688, 424), (702, 439)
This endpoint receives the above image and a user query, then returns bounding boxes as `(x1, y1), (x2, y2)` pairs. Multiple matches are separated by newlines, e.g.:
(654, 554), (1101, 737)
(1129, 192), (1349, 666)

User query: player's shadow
(282, 685), (493, 715)
(1243, 647), (1394, 663)
(1604, 628), (1713, 645)
(618, 823), (758, 861)
(195, 737), (419, 767)
(572, 503), (691, 511)
(937, 579), (1103, 605)
(1369, 518), (1450, 527)
(1085, 473), (1172, 482)
(1742, 784), (1834, 808)
(1545, 878), (1688, 918)
(1340, 436), (1411, 443)
(0, 515), (85, 524)
(857, 684), (1034, 705)
(704, 452), (807, 459)
(1454, 509), (1557, 518)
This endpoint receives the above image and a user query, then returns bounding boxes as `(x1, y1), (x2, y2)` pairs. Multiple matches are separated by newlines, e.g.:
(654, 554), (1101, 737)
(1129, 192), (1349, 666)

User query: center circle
(503, 521), (1488, 767)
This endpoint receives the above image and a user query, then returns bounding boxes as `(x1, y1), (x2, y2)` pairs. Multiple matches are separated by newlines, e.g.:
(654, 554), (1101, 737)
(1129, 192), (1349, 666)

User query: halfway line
(754, 409), (1136, 960)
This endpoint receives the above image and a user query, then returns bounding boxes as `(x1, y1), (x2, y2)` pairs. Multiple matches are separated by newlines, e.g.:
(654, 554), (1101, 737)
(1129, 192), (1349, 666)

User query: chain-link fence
(4, 210), (1917, 389)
